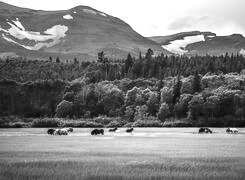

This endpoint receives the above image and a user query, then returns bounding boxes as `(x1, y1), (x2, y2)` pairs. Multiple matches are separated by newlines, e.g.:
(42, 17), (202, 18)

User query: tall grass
(0, 157), (244, 180)
(0, 128), (245, 179)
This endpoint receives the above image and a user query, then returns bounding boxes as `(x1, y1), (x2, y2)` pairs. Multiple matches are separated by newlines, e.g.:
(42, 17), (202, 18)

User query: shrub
(93, 116), (114, 125)
(163, 118), (192, 127)
(134, 105), (148, 121)
(10, 122), (30, 128)
(84, 121), (103, 128)
(31, 118), (61, 127)
(55, 100), (73, 118)
(0, 122), (30, 128)
(106, 119), (124, 127)
(124, 106), (135, 122)
(0, 116), (31, 128)
(132, 119), (162, 127)
(61, 119), (103, 128)
(157, 103), (171, 122)
(0, 116), (23, 123)
(124, 122), (134, 127)
(63, 91), (75, 102)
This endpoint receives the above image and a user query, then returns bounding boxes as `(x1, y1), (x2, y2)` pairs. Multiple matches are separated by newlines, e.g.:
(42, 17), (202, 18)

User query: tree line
(0, 50), (245, 127)
(1, 50), (245, 82)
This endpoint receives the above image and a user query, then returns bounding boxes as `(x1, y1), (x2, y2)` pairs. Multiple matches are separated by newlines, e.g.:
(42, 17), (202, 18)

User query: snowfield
(99, 12), (107, 17)
(0, 19), (68, 50)
(240, 49), (245, 56)
(12, 18), (25, 30)
(83, 9), (97, 15)
(162, 35), (205, 54)
(63, 14), (73, 20)
(82, 9), (107, 17)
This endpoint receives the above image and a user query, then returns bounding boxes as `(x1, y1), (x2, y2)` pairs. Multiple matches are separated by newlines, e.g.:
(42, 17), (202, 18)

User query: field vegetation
(0, 128), (244, 180)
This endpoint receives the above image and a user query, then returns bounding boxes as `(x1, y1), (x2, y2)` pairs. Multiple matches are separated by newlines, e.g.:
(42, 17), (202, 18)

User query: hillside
(149, 31), (245, 56)
(0, 1), (169, 61)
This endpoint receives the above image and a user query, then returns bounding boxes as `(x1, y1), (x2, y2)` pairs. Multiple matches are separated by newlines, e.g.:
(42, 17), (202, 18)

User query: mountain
(0, 1), (169, 61)
(149, 31), (245, 56)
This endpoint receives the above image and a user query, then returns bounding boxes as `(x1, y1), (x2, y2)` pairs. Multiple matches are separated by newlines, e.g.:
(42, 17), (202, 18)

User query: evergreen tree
(74, 57), (78, 64)
(172, 74), (182, 104)
(98, 51), (105, 63)
(56, 57), (60, 63)
(145, 48), (153, 60)
(124, 53), (133, 75)
(139, 51), (142, 60)
(192, 70), (201, 94)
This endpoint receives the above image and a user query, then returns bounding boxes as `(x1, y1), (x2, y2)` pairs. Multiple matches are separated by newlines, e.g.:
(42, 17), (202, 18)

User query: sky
(2, 0), (245, 37)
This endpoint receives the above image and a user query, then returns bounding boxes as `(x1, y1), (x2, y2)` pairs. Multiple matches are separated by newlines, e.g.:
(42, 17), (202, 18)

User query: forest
(0, 49), (245, 127)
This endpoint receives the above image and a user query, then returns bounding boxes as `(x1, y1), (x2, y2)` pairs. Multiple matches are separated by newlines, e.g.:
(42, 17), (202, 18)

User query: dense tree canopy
(1, 52), (245, 127)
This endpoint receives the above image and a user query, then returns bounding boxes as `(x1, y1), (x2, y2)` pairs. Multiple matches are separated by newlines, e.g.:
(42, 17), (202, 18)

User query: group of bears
(47, 127), (134, 135)
(47, 127), (238, 135)
(198, 127), (239, 134)
(91, 127), (134, 135)
(47, 127), (73, 135)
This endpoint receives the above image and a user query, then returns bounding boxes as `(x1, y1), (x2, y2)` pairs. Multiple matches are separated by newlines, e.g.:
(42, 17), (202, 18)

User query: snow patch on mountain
(0, 22), (68, 41)
(162, 35), (205, 55)
(99, 12), (107, 17)
(82, 9), (107, 17)
(240, 49), (245, 56)
(12, 18), (25, 30)
(83, 9), (97, 15)
(0, 21), (68, 50)
(63, 14), (73, 20)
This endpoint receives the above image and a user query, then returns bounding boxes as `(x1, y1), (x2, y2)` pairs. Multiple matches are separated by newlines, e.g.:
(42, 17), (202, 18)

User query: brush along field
(0, 128), (244, 180)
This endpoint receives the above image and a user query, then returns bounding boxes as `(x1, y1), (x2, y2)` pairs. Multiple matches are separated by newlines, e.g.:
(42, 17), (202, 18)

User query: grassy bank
(0, 130), (245, 180)
(1, 156), (244, 180)
(0, 116), (244, 128)
(0, 116), (167, 128)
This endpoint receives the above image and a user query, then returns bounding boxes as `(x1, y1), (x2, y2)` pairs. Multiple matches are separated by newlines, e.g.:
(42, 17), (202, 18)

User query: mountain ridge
(149, 31), (245, 56)
(0, 1), (169, 61)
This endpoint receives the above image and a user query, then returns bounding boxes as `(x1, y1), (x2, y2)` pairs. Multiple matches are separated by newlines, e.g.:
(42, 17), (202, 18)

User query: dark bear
(91, 129), (104, 135)
(199, 127), (212, 133)
(47, 128), (55, 135)
(126, 128), (134, 133)
(66, 127), (73, 132)
(109, 127), (118, 132)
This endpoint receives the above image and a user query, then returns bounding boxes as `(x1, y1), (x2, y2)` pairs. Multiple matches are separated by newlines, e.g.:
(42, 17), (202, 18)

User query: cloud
(168, 15), (245, 36)
(168, 15), (212, 31)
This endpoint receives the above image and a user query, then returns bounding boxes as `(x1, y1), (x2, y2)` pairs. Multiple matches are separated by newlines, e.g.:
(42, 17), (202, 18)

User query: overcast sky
(3, 0), (245, 37)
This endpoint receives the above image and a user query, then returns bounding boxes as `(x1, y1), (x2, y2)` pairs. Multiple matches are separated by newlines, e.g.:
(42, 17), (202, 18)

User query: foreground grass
(0, 152), (245, 180)
(0, 128), (245, 180)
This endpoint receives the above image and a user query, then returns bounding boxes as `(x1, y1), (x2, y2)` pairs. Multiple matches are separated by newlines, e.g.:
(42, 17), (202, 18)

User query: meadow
(0, 128), (245, 180)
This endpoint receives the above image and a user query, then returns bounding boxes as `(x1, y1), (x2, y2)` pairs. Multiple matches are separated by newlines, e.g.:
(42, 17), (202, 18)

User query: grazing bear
(47, 128), (55, 135)
(91, 129), (104, 135)
(66, 127), (73, 132)
(199, 127), (205, 133)
(54, 128), (68, 135)
(126, 128), (134, 133)
(109, 127), (118, 132)
(60, 128), (68, 135)
(54, 129), (61, 135)
(226, 128), (238, 134)
(199, 127), (212, 134)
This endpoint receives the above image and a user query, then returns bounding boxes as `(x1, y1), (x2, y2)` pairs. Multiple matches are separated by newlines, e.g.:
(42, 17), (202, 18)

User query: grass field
(0, 128), (245, 180)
